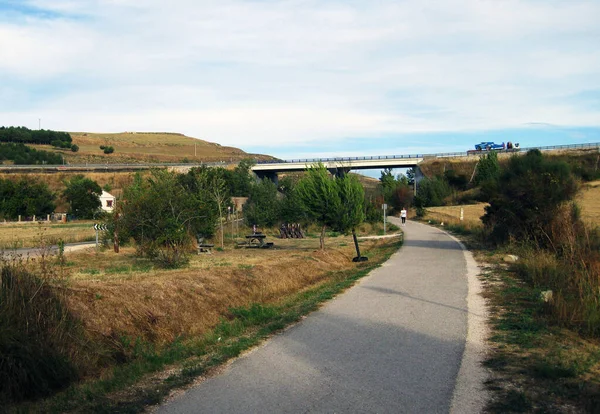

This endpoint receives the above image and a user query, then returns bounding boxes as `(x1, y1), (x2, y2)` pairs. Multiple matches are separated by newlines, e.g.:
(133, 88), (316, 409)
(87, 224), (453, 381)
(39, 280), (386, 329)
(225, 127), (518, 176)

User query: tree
(278, 176), (307, 224)
(482, 149), (579, 247)
(296, 165), (365, 254)
(118, 170), (220, 267)
(334, 173), (366, 260)
(243, 179), (280, 228)
(0, 178), (55, 220)
(230, 158), (255, 196)
(63, 175), (102, 219)
(473, 151), (500, 187)
(296, 164), (341, 249)
(70, 144), (79, 152)
(414, 176), (451, 208)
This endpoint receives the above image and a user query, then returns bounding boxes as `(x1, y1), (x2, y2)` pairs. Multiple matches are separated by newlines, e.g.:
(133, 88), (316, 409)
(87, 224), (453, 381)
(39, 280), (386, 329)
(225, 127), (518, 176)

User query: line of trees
(0, 143), (64, 165)
(0, 175), (105, 220)
(0, 126), (72, 146)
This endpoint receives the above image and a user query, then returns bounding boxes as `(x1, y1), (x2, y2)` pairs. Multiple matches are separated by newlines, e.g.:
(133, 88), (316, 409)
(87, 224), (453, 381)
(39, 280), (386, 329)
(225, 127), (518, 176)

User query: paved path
(157, 219), (474, 413)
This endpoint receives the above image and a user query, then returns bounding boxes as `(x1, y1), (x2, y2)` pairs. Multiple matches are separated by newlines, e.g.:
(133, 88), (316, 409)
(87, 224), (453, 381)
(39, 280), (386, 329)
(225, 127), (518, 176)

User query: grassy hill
(41, 132), (274, 164)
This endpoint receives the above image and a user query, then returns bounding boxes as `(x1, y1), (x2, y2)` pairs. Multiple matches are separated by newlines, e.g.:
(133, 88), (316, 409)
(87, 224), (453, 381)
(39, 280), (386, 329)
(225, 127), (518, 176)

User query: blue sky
(1, 0), (599, 162)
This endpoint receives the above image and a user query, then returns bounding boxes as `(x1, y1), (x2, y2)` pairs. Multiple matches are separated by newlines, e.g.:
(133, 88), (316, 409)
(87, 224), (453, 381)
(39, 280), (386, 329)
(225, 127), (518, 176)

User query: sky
(1, 0), (599, 163)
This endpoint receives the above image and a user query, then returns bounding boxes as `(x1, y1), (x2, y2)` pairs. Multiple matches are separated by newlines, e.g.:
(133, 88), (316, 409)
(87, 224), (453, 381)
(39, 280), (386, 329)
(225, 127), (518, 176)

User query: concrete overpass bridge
(252, 154), (424, 182)
(250, 141), (600, 182)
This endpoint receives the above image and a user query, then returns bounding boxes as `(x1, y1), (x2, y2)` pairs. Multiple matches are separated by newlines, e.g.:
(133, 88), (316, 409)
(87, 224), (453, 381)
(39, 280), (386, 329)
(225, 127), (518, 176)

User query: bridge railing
(255, 142), (600, 165)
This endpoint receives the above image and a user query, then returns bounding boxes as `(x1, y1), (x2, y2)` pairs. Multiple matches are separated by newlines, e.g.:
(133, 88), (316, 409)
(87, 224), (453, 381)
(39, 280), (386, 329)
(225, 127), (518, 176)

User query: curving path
(156, 218), (486, 413)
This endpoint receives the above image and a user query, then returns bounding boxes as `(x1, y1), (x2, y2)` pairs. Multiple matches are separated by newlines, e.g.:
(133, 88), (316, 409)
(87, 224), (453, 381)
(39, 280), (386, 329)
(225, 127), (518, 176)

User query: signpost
(382, 203), (388, 235)
(93, 223), (107, 249)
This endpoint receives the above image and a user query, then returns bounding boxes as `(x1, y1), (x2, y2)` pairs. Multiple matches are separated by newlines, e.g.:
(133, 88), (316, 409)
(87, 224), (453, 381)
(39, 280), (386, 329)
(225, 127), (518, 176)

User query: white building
(99, 190), (116, 212)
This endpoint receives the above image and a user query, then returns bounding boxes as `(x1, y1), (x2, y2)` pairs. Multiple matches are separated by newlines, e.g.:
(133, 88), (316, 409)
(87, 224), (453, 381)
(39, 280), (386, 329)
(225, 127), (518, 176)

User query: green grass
(18, 240), (402, 413)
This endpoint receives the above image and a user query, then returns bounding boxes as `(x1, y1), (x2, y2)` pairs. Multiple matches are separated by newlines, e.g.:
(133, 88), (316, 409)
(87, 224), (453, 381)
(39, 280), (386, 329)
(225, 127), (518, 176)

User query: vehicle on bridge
(473, 142), (505, 151)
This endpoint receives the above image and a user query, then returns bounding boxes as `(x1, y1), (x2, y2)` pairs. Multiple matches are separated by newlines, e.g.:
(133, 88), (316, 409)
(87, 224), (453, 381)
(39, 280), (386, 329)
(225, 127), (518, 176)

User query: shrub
(482, 150), (578, 247)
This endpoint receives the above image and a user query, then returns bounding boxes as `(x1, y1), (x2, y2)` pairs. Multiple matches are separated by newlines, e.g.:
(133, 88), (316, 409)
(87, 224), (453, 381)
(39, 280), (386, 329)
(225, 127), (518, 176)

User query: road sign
(382, 203), (387, 210)
(93, 223), (107, 231)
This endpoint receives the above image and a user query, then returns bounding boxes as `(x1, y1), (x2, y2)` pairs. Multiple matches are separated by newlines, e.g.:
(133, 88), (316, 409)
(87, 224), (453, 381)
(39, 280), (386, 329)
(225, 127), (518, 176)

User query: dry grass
(43, 132), (273, 164)
(579, 180), (600, 224)
(0, 222), (96, 249)
(424, 203), (487, 228)
(59, 233), (392, 347)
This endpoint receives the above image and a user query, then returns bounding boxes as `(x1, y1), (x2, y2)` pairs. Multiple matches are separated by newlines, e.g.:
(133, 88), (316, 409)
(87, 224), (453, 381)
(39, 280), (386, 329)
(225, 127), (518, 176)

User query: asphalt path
(157, 218), (475, 413)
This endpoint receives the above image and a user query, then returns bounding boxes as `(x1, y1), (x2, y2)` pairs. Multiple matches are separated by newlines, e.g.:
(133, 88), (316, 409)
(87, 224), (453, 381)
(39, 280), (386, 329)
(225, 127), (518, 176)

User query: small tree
(334, 173), (366, 260)
(70, 144), (79, 152)
(119, 170), (219, 267)
(63, 175), (101, 219)
(296, 164), (341, 249)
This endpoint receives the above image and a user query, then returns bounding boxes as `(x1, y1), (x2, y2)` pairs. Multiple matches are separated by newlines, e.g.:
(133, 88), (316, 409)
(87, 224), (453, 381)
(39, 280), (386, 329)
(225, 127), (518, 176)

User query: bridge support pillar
(328, 167), (351, 178)
(254, 171), (279, 186)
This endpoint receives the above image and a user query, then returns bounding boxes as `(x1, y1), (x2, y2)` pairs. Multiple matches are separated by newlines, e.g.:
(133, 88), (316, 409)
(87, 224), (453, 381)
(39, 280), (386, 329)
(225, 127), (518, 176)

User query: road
(156, 219), (486, 413)
(1, 241), (96, 257)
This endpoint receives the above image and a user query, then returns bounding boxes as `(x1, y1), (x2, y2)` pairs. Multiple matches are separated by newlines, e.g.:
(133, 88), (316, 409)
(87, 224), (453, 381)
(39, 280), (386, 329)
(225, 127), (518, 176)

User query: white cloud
(0, 0), (599, 150)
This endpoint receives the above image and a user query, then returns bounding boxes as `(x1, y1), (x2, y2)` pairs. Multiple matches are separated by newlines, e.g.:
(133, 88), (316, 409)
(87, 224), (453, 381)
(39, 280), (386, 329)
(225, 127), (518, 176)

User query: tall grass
(513, 204), (600, 335)
(0, 256), (80, 403)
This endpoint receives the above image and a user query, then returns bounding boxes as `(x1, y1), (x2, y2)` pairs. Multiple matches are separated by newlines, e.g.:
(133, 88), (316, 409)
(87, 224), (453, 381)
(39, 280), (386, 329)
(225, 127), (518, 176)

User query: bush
(70, 144), (79, 152)
(482, 150), (579, 246)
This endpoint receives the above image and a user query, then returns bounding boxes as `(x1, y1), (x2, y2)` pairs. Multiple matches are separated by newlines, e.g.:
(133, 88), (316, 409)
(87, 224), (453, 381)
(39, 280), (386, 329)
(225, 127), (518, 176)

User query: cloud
(0, 0), (599, 152)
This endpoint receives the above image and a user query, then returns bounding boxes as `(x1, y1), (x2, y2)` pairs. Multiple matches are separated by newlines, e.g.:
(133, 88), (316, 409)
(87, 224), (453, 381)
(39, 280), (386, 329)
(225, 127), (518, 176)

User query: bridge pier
(328, 167), (351, 178)
(254, 171), (279, 186)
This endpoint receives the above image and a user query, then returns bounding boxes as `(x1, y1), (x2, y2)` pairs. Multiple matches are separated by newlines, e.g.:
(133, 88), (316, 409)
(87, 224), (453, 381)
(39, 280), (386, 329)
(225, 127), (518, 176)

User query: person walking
(400, 207), (407, 226)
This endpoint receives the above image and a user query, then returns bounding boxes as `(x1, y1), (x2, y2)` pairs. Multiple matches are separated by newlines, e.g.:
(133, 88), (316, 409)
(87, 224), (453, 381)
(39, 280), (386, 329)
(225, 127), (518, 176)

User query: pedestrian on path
(400, 207), (407, 226)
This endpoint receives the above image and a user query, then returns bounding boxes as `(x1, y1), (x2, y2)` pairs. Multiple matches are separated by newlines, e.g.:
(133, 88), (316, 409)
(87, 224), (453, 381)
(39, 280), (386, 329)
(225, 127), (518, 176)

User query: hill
(41, 132), (274, 164)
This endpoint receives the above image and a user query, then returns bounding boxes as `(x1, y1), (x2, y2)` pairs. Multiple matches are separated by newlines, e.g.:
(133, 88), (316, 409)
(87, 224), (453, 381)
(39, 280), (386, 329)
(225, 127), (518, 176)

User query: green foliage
(101, 146), (114, 154)
(296, 165), (365, 249)
(0, 142), (63, 165)
(414, 176), (451, 207)
(63, 175), (102, 219)
(0, 126), (72, 145)
(333, 173), (365, 232)
(0, 178), (56, 220)
(482, 150), (579, 246)
(51, 140), (72, 149)
(364, 195), (384, 223)
(278, 176), (307, 224)
(296, 164), (341, 223)
(230, 158), (255, 197)
(473, 151), (500, 187)
(244, 178), (280, 227)
(117, 169), (222, 267)
(379, 169), (413, 212)
(70, 144), (79, 152)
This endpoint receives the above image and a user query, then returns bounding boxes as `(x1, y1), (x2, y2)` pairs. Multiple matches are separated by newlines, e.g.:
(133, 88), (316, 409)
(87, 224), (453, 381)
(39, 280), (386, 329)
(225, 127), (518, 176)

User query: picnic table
(242, 232), (273, 248)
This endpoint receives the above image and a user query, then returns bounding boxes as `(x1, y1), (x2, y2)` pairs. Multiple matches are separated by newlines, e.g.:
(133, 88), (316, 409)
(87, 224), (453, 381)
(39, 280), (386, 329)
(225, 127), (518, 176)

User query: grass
(12, 235), (401, 413)
(0, 222), (96, 249)
(54, 132), (273, 165)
